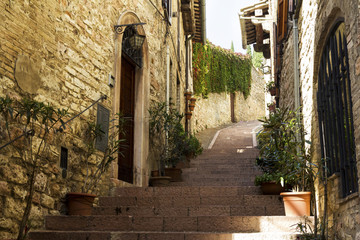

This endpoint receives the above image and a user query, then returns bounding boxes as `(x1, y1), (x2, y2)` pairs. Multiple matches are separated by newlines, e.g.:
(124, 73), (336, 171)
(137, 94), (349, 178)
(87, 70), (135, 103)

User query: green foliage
(254, 172), (283, 186)
(0, 96), (69, 240)
(148, 102), (203, 173)
(245, 45), (264, 69)
(256, 108), (315, 191)
(82, 113), (127, 193)
(192, 42), (252, 98)
(251, 50), (264, 69)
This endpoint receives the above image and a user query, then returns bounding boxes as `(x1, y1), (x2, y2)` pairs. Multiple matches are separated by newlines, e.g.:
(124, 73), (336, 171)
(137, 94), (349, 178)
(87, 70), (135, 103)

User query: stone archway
(112, 11), (150, 187)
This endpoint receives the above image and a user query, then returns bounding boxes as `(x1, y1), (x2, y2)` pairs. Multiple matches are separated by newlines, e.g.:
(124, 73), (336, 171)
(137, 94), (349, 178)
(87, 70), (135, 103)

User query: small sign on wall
(95, 104), (110, 152)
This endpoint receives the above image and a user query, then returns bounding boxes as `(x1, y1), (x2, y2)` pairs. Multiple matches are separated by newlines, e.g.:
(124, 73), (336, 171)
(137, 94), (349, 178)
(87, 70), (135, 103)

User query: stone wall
(276, 0), (360, 239)
(192, 66), (265, 133)
(0, 0), (190, 238)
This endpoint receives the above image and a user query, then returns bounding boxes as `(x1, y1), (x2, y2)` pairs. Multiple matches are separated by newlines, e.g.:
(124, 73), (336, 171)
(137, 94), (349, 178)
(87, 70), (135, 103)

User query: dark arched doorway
(118, 25), (145, 183)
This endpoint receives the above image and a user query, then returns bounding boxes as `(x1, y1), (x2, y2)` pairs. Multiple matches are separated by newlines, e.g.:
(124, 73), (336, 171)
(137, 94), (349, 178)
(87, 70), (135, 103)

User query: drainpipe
(185, 34), (195, 133)
(293, 19), (300, 114)
(166, 45), (170, 110)
(200, 0), (206, 45)
(164, 45), (170, 172)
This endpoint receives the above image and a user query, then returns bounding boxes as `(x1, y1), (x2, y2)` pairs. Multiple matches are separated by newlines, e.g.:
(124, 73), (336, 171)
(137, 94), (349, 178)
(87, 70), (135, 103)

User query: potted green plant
(254, 172), (285, 195)
(66, 113), (127, 215)
(267, 102), (276, 112)
(257, 108), (314, 216)
(266, 81), (277, 96)
(148, 102), (202, 184)
(0, 96), (69, 240)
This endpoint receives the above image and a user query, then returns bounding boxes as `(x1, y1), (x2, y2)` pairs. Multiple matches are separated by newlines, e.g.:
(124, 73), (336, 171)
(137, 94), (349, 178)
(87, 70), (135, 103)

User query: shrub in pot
(256, 108), (315, 216)
(148, 102), (202, 184)
(66, 113), (127, 215)
(0, 96), (69, 240)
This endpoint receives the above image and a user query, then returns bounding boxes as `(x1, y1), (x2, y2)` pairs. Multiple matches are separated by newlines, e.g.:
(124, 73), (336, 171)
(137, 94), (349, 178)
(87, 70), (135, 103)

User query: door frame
(112, 11), (150, 186)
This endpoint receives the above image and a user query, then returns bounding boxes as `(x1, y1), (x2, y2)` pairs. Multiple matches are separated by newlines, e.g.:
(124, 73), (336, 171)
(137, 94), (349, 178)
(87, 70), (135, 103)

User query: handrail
(0, 95), (107, 151)
(0, 129), (35, 151)
(57, 95), (107, 132)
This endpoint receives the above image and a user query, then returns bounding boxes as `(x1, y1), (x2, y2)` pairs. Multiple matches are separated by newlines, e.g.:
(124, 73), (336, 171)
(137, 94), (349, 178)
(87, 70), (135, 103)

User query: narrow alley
(29, 121), (311, 240)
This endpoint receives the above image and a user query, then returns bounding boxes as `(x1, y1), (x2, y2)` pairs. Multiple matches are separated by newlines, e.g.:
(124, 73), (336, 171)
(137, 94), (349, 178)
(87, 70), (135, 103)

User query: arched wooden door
(118, 56), (135, 183)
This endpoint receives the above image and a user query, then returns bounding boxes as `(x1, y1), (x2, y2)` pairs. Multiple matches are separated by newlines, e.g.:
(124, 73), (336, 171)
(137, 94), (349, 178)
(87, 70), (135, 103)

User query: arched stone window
(317, 21), (358, 198)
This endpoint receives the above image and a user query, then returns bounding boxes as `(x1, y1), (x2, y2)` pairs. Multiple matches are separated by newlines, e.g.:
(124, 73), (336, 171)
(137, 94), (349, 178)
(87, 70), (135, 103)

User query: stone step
(43, 216), (311, 233)
(92, 204), (284, 216)
(29, 230), (300, 240)
(113, 186), (262, 197)
(182, 173), (258, 179)
(182, 167), (261, 174)
(99, 195), (283, 208)
(194, 152), (259, 159)
(170, 181), (255, 186)
(181, 178), (255, 185)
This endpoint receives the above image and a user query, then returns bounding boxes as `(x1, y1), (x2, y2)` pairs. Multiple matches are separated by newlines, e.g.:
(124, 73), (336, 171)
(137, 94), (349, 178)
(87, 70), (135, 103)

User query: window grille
(317, 22), (358, 198)
(60, 147), (68, 170)
(122, 26), (143, 68)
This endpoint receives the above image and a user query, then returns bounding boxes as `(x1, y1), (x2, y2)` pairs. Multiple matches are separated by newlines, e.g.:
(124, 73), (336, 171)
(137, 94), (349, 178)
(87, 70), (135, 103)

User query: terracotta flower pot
(151, 170), (159, 177)
(149, 176), (171, 187)
(189, 103), (195, 111)
(260, 182), (285, 195)
(280, 191), (311, 216)
(184, 92), (192, 100)
(269, 87), (277, 96)
(66, 192), (96, 216)
(164, 167), (182, 182)
(185, 112), (192, 120)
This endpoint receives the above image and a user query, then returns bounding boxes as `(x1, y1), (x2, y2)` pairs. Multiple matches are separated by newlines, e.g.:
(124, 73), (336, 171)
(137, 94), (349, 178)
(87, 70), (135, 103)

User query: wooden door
(118, 57), (135, 183)
(230, 92), (235, 123)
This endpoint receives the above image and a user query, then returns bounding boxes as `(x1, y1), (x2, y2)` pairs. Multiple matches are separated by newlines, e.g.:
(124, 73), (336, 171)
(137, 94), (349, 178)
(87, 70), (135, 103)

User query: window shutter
(277, 0), (288, 42)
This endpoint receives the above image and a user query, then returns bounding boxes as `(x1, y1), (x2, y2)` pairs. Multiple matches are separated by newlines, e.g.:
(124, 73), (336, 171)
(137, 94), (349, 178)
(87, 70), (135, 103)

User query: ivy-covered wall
(192, 42), (252, 98)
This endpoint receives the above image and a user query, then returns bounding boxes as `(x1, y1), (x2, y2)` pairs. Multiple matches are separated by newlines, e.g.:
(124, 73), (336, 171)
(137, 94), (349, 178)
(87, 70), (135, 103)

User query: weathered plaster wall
(192, 66), (265, 133)
(0, 0), (189, 238)
(235, 67), (266, 122)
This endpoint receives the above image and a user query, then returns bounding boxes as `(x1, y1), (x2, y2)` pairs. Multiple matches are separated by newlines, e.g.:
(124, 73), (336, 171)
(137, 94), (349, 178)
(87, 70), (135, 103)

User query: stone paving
(30, 121), (312, 240)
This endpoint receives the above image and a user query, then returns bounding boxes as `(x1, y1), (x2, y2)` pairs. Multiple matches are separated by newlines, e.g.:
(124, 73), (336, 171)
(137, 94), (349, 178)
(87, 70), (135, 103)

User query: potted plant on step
(257, 108), (314, 216)
(66, 113), (127, 215)
(148, 102), (202, 185)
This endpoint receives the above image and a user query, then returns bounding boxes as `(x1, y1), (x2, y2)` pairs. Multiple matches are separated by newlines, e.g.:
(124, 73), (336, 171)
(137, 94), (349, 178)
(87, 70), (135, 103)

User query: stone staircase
(30, 121), (312, 240)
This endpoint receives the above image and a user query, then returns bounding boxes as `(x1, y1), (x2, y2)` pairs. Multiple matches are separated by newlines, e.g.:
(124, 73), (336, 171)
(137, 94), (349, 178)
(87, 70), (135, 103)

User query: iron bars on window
(317, 23), (358, 198)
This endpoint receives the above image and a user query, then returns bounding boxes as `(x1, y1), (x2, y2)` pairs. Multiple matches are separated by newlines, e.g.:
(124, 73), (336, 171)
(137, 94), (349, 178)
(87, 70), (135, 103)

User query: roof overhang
(239, 0), (271, 57)
(181, 0), (205, 44)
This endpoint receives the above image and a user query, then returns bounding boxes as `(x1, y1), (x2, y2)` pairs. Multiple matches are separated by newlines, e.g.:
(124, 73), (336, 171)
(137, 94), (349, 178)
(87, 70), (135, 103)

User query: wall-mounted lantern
(114, 22), (146, 68)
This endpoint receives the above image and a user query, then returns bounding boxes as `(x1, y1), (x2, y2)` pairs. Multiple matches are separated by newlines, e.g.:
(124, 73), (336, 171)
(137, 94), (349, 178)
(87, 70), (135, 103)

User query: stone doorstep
(44, 216), (313, 233)
(29, 231), (301, 240)
(92, 205), (284, 217)
(113, 186), (262, 197)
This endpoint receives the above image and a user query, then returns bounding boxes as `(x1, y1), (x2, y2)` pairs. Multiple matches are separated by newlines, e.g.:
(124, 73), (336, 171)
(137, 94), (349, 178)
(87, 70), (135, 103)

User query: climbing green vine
(192, 42), (252, 98)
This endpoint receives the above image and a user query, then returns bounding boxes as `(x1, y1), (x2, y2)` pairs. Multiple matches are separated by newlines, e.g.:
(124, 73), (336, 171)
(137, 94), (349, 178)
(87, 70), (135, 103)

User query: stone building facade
(269, 0), (360, 239)
(192, 66), (265, 133)
(241, 0), (360, 238)
(0, 0), (204, 238)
